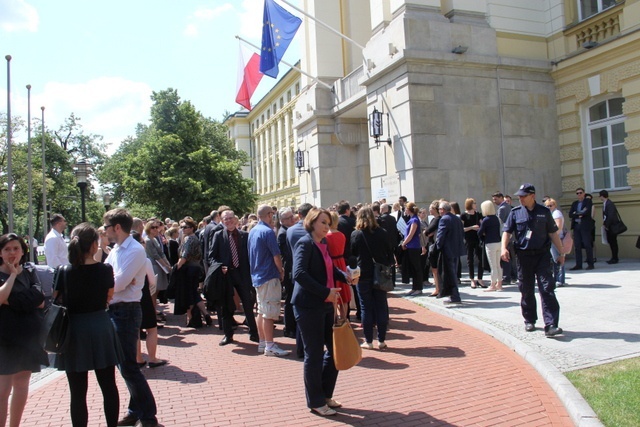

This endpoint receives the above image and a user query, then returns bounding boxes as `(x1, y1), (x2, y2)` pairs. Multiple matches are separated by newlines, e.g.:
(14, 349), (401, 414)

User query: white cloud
(0, 0), (39, 32)
(183, 3), (234, 38)
(3, 77), (153, 155)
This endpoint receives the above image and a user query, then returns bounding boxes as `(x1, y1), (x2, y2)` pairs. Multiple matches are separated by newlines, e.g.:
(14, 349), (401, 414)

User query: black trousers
(516, 250), (559, 329)
(221, 269), (258, 338)
(606, 229), (619, 261)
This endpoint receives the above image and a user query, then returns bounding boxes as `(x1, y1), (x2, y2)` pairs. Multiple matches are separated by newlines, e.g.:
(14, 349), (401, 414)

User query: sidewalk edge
(405, 295), (604, 427)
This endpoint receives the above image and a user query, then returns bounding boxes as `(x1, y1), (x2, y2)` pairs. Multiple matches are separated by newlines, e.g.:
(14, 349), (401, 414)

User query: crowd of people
(0, 183), (625, 424)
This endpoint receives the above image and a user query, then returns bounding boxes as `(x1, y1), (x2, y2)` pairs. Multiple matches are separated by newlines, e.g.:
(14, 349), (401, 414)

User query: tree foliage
(98, 88), (256, 220)
(1, 113), (110, 239)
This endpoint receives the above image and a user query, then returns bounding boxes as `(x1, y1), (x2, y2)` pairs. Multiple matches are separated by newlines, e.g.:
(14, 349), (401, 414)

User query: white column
(277, 115), (284, 189)
(284, 110), (292, 185)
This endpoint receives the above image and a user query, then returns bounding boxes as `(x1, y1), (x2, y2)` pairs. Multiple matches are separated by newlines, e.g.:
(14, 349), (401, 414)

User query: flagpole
(235, 35), (333, 90)
(41, 106), (48, 241)
(278, 0), (365, 50)
(5, 55), (14, 233)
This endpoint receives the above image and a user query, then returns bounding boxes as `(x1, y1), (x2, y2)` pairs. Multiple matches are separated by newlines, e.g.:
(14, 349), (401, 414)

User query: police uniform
(503, 196), (561, 333)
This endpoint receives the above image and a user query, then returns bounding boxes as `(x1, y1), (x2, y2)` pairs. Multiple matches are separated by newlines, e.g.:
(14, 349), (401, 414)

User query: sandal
(470, 280), (477, 289)
(326, 398), (342, 408)
(312, 405), (337, 416)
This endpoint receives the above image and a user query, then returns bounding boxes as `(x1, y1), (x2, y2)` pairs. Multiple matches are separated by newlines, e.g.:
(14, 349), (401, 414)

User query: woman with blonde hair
(351, 207), (393, 349)
(477, 201), (503, 291)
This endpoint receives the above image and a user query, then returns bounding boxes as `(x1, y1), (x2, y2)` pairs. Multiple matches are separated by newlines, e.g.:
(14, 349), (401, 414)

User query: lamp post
(41, 106), (48, 239)
(26, 84), (34, 262)
(295, 149), (310, 175)
(103, 193), (112, 212)
(74, 159), (89, 222)
(368, 107), (392, 148)
(6, 55), (14, 232)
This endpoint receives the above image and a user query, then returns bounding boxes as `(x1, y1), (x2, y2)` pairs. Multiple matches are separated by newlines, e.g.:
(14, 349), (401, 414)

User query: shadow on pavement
(357, 355), (409, 370)
(387, 345), (466, 359)
(552, 330), (640, 343)
(144, 363), (207, 384)
(334, 408), (455, 426)
(559, 283), (620, 289)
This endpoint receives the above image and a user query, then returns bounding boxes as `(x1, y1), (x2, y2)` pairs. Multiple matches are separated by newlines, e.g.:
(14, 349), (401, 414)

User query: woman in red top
(326, 211), (351, 315)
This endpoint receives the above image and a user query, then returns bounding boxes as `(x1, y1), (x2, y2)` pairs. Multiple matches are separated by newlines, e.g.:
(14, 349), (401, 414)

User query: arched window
(586, 97), (628, 190)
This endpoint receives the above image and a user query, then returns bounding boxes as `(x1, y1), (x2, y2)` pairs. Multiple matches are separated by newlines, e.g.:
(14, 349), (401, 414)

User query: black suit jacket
(602, 199), (619, 229)
(202, 222), (223, 269)
(377, 213), (398, 249)
(436, 212), (466, 259)
(208, 227), (251, 288)
(569, 198), (594, 230)
(291, 233), (346, 309)
(337, 215), (355, 259)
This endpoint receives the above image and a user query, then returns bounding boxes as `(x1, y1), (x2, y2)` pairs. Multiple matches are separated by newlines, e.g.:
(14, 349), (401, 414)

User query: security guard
(501, 183), (565, 337)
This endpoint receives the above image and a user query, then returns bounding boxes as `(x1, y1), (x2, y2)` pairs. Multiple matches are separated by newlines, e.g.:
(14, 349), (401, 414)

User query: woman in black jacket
(292, 208), (351, 416)
(0, 233), (48, 427)
(351, 207), (393, 350)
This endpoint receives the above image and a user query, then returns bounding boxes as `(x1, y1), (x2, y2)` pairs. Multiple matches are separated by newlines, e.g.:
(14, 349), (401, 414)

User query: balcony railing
(565, 4), (622, 49)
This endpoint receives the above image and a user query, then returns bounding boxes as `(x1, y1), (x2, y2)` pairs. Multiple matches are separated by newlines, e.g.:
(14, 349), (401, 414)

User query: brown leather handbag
(332, 295), (362, 370)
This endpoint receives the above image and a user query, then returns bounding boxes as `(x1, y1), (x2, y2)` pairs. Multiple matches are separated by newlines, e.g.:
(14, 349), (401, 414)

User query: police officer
(501, 183), (565, 337)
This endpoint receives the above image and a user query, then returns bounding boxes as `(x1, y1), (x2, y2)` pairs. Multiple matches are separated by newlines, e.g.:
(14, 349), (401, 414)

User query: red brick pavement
(22, 295), (572, 426)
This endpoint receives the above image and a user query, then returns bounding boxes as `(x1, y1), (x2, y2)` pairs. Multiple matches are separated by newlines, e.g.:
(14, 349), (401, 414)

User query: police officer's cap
(514, 183), (535, 196)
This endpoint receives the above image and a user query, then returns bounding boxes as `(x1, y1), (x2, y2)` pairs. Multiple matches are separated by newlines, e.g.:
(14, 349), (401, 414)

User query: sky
(1, 0), (301, 153)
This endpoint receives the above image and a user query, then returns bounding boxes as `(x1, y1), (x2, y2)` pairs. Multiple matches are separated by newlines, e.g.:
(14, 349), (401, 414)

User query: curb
(396, 291), (604, 427)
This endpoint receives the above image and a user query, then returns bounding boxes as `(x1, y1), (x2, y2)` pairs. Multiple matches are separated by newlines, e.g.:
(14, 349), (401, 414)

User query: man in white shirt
(104, 208), (158, 427)
(44, 214), (68, 268)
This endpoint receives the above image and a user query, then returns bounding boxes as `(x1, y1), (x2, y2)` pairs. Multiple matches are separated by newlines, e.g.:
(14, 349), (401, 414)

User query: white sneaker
(360, 341), (373, 350)
(257, 342), (266, 354)
(264, 344), (290, 357)
(377, 341), (387, 350)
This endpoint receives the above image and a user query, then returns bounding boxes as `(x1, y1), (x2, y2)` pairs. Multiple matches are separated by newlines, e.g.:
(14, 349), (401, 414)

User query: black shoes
(148, 360), (167, 368)
(219, 336), (234, 346)
(545, 326), (563, 337)
(586, 265), (595, 270)
(205, 314), (213, 326)
(569, 266), (582, 271)
(524, 322), (535, 332)
(606, 259), (618, 264)
(117, 414), (139, 426)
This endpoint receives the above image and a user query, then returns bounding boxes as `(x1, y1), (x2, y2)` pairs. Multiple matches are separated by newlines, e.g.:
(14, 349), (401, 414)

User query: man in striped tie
(209, 210), (259, 346)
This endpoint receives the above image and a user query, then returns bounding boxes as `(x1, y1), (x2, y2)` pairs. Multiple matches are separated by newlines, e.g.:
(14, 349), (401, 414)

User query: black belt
(109, 301), (140, 308)
(515, 247), (550, 256)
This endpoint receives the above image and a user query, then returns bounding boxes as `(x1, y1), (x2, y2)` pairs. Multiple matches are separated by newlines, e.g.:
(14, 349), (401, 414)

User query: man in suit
(277, 207), (297, 338)
(286, 203), (313, 357)
(599, 190), (620, 264)
(569, 187), (595, 270)
(377, 203), (399, 282)
(436, 201), (466, 305)
(208, 210), (259, 346)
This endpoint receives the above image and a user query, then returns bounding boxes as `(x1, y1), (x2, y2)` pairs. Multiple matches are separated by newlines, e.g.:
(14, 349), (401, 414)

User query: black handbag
(361, 232), (394, 292)
(41, 265), (70, 353)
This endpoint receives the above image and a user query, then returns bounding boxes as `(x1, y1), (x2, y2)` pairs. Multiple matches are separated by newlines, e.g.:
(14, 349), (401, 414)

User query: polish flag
(235, 45), (263, 110)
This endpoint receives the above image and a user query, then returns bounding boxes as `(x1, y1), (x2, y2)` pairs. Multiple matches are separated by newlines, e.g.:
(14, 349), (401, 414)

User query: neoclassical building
(226, 0), (639, 257)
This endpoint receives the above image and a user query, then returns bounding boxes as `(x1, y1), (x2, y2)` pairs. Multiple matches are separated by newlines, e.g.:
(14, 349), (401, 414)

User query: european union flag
(259, 0), (302, 79)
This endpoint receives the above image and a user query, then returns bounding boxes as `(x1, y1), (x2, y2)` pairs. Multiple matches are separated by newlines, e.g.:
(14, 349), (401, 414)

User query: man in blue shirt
(501, 184), (565, 337)
(248, 205), (288, 357)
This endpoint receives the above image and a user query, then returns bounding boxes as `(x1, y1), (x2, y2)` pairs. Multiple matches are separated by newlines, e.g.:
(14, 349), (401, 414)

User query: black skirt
(54, 310), (123, 373)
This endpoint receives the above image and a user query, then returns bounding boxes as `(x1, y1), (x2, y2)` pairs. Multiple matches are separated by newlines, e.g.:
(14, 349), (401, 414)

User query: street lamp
(103, 193), (112, 212)
(368, 107), (392, 148)
(295, 149), (310, 175)
(74, 159), (89, 222)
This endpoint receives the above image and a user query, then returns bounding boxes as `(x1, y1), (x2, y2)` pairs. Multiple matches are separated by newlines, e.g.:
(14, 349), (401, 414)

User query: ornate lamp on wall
(295, 149), (310, 174)
(369, 107), (392, 148)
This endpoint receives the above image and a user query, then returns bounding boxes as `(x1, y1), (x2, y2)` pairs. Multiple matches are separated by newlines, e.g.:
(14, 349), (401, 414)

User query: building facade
(226, 0), (639, 257)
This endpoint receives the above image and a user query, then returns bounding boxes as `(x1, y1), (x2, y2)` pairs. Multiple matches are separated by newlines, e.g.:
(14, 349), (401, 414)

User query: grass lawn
(566, 357), (640, 427)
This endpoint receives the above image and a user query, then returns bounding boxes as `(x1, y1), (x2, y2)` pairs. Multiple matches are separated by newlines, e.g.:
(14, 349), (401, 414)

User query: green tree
(1, 113), (109, 238)
(99, 88), (256, 220)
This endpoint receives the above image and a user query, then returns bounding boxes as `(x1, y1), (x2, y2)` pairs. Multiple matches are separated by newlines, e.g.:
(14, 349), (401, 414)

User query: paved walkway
(24, 293), (574, 427)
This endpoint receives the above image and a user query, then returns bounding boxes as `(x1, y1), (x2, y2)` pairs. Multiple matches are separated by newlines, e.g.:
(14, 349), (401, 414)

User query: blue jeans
(356, 280), (389, 343)
(109, 302), (157, 423)
(550, 245), (565, 284)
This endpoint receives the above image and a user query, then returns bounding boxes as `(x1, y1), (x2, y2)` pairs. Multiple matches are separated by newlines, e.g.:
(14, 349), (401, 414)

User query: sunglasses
(103, 224), (113, 230)
(150, 226), (158, 229)
(576, 192), (584, 195)
(180, 225), (191, 229)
